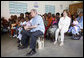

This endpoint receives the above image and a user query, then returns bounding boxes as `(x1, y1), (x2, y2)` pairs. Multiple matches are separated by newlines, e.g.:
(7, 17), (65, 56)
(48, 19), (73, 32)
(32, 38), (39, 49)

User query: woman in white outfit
(54, 10), (71, 46)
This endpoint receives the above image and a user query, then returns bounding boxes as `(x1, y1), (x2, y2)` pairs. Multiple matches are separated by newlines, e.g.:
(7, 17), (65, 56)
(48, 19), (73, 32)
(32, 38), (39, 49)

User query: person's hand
(26, 29), (30, 31)
(72, 24), (76, 26)
(24, 26), (30, 31)
(24, 26), (27, 30)
(34, 25), (38, 28)
(72, 24), (74, 27)
(72, 24), (75, 26)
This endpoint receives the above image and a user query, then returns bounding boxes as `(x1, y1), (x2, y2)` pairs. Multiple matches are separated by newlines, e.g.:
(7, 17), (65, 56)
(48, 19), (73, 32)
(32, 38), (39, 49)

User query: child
(8, 15), (16, 37)
(17, 18), (26, 46)
(24, 19), (31, 30)
(72, 18), (79, 33)
(17, 26), (23, 46)
(10, 21), (17, 37)
(68, 18), (80, 35)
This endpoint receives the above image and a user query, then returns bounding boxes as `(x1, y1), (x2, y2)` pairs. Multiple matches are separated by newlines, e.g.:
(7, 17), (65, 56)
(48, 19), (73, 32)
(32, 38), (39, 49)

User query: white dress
(17, 21), (26, 40)
(73, 20), (79, 32)
(17, 27), (22, 40)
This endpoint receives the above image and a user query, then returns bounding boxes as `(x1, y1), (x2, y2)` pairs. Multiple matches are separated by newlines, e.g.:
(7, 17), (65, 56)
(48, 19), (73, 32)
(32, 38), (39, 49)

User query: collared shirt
(77, 16), (83, 29)
(30, 15), (45, 34)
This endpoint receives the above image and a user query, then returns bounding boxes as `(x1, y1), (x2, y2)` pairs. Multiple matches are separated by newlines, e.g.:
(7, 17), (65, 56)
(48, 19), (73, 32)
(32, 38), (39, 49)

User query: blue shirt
(77, 16), (83, 29)
(30, 15), (45, 34)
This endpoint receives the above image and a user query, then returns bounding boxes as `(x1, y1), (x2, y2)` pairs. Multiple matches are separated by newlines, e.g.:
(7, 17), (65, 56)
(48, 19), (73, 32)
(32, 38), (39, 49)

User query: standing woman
(54, 10), (71, 46)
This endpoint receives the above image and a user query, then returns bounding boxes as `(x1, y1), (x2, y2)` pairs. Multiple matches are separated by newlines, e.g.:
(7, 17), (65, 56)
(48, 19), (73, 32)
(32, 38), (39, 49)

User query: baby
(24, 21), (32, 30)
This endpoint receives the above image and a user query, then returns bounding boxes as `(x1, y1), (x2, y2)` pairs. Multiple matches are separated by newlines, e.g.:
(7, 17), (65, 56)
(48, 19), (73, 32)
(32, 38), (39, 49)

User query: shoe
(18, 46), (27, 50)
(17, 44), (22, 47)
(59, 42), (64, 46)
(26, 50), (36, 56)
(13, 34), (17, 37)
(54, 41), (57, 45)
(15, 34), (17, 37)
(13, 35), (16, 37)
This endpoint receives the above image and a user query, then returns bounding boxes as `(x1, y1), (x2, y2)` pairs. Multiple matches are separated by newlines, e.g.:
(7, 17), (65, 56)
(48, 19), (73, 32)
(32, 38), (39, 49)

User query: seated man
(19, 9), (45, 56)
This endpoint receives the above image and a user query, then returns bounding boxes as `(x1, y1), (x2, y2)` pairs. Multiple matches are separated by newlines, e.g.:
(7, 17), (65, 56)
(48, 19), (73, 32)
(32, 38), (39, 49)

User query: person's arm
(65, 18), (71, 30)
(25, 16), (42, 30)
(29, 17), (41, 29)
(24, 25), (38, 30)
(58, 18), (62, 29)
(72, 20), (78, 26)
(28, 25), (37, 29)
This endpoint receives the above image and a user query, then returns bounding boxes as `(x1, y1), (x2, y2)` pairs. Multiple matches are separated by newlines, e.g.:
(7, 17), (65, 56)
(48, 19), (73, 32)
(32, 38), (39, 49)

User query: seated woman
(47, 13), (60, 41)
(54, 10), (71, 46)
(43, 13), (48, 27)
(51, 14), (56, 25)
(52, 12), (60, 26)
(44, 13), (53, 39)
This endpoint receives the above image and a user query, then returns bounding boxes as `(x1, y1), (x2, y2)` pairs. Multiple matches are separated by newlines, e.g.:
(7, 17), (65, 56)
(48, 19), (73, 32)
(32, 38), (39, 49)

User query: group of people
(1, 9), (45, 56)
(1, 9), (83, 56)
(68, 12), (83, 35)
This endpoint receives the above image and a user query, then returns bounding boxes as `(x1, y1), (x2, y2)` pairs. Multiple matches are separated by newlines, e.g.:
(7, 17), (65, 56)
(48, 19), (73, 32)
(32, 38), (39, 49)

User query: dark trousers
(21, 30), (43, 49)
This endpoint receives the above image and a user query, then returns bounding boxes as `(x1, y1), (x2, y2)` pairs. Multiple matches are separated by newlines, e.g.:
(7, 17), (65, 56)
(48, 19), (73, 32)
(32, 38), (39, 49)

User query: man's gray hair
(31, 9), (37, 14)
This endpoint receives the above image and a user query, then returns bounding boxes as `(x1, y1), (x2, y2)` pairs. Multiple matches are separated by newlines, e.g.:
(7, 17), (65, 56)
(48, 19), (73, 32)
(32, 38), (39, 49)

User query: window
(45, 5), (55, 14)
(9, 1), (27, 14)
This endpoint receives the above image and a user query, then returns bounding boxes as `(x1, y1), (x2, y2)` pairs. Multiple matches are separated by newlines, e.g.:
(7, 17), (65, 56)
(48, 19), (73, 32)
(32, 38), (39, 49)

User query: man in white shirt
(54, 10), (71, 46)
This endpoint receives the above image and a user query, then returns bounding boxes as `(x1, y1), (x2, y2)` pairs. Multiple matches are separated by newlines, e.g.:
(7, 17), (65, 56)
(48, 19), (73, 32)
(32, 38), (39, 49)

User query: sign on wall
(34, 2), (38, 8)
(9, 1), (27, 14)
(45, 5), (55, 14)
